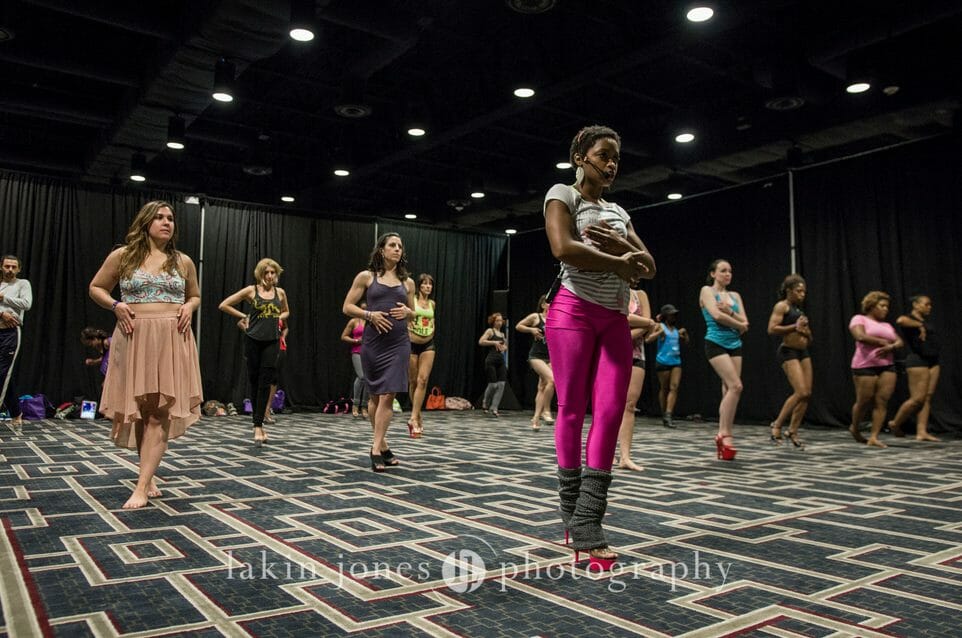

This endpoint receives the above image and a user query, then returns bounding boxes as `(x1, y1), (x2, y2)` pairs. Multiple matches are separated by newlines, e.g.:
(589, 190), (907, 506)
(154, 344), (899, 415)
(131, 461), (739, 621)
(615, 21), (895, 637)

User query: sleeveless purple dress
(361, 276), (411, 394)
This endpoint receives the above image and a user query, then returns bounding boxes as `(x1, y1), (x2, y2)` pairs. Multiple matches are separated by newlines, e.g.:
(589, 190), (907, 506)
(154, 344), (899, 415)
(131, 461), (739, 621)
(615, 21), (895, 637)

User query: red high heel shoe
(587, 549), (618, 572)
(715, 433), (737, 460)
(406, 419), (422, 439)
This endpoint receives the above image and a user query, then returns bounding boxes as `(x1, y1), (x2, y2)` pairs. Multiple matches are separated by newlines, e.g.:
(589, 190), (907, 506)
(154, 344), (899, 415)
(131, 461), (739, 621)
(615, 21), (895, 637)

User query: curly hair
(569, 125), (621, 165)
(861, 290), (890, 314)
(80, 327), (109, 342)
(487, 312), (503, 327)
(118, 201), (181, 280)
(366, 232), (409, 280)
(779, 274), (806, 300)
(253, 258), (283, 284)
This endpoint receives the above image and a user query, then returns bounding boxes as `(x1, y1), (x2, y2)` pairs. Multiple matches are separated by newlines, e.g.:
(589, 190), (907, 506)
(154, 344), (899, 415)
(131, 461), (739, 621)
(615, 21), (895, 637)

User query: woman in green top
(407, 273), (436, 437)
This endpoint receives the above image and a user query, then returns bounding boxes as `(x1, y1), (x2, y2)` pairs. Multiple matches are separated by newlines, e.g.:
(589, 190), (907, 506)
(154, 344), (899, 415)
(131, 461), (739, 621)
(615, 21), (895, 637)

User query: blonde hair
(118, 201), (181, 280)
(860, 290), (890, 314)
(253, 258), (283, 284)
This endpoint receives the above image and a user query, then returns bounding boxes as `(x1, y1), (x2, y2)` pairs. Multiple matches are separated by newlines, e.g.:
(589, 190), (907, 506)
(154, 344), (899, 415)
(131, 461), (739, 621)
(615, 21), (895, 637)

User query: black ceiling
(2, 0), (961, 230)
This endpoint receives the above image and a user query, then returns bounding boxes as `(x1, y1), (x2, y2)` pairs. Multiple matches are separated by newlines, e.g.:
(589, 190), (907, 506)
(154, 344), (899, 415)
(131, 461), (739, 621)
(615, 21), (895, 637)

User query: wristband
(112, 300), (120, 310)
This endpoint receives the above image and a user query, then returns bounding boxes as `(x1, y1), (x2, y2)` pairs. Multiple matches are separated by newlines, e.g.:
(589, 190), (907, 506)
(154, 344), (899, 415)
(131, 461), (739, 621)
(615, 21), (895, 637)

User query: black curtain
(794, 136), (962, 429)
(0, 172), (506, 410)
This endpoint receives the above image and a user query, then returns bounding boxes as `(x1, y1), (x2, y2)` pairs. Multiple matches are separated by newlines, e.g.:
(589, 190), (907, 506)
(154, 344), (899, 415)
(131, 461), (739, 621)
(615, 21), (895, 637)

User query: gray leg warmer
(568, 467), (613, 550)
(557, 466), (582, 528)
(490, 381), (506, 411)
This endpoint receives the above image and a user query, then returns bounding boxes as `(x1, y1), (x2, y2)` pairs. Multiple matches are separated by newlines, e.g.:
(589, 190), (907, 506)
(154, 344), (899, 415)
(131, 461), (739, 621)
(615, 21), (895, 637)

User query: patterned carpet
(1, 411), (961, 637)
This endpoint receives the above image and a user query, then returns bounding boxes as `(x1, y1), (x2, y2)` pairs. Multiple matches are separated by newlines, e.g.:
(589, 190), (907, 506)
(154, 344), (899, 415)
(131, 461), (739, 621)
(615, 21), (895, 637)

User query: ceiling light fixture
(289, 0), (316, 42)
(280, 195), (295, 203)
(333, 168), (350, 177)
(166, 115), (186, 150)
(505, 228), (518, 235)
(129, 153), (147, 182)
(667, 192), (683, 200)
(212, 58), (236, 102)
(407, 127), (426, 137)
(404, 213), (417, 219)
(513, 86), (536, 98)
(675, 132), (695, 143)
(846, 81), (871, 94)
(470, 177), (486, 199)
(686, 5), (714, 22)
(556, 161), (572, 169)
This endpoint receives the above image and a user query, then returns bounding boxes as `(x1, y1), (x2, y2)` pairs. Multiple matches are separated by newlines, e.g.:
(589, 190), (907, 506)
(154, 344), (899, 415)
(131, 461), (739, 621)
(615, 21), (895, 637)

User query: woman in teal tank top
(699, 259), (749, 460)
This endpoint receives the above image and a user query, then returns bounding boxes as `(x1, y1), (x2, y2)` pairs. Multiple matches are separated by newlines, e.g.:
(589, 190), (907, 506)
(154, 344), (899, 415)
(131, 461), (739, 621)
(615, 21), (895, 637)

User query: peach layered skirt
(100, 305), (202, 449)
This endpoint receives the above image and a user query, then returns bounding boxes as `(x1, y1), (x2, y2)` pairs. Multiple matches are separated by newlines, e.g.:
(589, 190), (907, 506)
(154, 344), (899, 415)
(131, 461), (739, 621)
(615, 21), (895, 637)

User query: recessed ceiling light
(333, 168), (350, 177)
(404, 213), (417, 219)
(686, 6), (714, 22)
(212, 92), (233, 103)
(289, 28), (314, 41)
(513, 87), (535, 98)
(882, 85), (900, 96)
(675, 132), (695, 143)
(281, 195), (295, 203)
(470, 191), (485, 199)
(667, 193), (683, 200)
(130, 175), (146, 183)
(407, 127), (426, 137)
(505, 228), (518, 235)
(556, 161), (572, 169)
(846, 82), (871, 94)
(166, 141), (185, 150)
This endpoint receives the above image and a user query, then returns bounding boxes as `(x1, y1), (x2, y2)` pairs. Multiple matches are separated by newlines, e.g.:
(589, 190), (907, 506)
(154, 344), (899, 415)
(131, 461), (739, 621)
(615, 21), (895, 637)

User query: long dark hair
(366, 232), (409, 280)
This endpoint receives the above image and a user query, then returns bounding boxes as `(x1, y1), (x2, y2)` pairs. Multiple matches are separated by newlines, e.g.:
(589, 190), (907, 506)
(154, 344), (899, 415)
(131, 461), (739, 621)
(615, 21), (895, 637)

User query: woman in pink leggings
(544, 125), (655, 570)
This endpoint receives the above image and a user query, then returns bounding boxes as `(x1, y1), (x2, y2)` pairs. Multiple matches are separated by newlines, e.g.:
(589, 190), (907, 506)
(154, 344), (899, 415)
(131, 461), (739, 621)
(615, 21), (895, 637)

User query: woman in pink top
(341, 303), (369, 418)
(848, 291), (903, 447)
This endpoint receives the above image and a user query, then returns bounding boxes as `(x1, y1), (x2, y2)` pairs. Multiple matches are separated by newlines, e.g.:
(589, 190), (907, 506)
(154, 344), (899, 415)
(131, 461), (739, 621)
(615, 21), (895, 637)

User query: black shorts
(705, 341), (742, 360)
(904, 353), (939, 368)
(852, 365), (896, 377)
(656, 363), (680, 372)
(410, 339), (435, 356)
(777, 345), (811, 364)
(632, 357), (645, 369)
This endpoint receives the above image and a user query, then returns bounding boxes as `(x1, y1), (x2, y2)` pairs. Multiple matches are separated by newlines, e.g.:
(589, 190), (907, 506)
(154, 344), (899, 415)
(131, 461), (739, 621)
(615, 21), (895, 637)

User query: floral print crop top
(120, 269), (185, 304)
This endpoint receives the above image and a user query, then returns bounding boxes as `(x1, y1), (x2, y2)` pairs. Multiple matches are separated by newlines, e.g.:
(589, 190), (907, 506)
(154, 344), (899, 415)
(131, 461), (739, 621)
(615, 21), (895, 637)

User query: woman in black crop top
(89, 200), (202, 509)
(219, 258), (290, 445)
(888, 294), (941, 441)
(766, 274), (813, 448)
(479, 312), (508, 416)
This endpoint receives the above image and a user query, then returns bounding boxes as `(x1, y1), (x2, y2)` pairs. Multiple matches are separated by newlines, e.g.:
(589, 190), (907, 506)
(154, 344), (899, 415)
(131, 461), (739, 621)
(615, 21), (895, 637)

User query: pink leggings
(546, 286), (632, 471)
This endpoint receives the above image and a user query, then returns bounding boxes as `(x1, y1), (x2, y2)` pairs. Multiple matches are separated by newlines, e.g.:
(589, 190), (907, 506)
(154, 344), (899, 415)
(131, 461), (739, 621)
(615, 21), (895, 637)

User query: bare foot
(917, 432), (940, 442)
(887, 420), (905, 437)
(146, 480), (162, 498)
(618, 459), (644, 471)
(849, 425), (867, 443)
(122, 489), (149, 509)
(866, 438), (888, 448)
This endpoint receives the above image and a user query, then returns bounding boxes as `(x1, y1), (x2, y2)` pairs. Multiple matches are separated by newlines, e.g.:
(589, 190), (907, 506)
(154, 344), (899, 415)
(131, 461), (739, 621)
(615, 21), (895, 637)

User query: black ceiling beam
(0, 50), (140, 87)
(18, 0), (179, 39)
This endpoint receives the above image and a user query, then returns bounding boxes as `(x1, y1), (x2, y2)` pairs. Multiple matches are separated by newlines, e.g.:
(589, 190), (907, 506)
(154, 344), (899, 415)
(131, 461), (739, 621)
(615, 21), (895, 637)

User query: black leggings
(484, 354), (507, 383)
(0, 328), (22, 419)
(245, 337), (278, 427)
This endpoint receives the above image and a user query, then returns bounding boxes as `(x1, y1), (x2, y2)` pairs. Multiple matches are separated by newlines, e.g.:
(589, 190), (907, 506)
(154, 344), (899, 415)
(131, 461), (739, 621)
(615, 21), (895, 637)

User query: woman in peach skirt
(89, 200), (202, 509)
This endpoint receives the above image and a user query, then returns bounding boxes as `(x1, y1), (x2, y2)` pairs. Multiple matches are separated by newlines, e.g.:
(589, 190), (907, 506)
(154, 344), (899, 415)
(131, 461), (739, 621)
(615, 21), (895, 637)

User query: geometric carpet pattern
(1, 412), (961, 637)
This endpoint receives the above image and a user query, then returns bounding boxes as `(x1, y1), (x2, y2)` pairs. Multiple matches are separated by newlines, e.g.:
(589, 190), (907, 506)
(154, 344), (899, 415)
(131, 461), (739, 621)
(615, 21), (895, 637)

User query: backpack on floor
(19, 394), (54, 420)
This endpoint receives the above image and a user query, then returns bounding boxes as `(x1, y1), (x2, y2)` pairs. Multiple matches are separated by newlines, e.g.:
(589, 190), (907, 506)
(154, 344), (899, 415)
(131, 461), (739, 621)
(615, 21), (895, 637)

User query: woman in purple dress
(342, 233), (415, 472)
